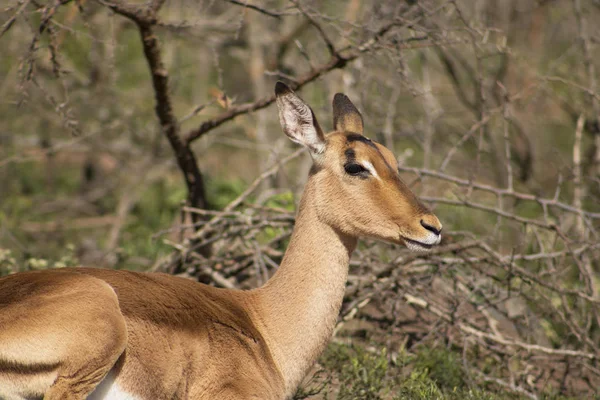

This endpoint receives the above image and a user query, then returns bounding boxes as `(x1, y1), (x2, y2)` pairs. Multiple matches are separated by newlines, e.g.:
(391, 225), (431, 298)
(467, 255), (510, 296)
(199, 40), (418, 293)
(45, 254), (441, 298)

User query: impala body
(0, 82), (442, 400)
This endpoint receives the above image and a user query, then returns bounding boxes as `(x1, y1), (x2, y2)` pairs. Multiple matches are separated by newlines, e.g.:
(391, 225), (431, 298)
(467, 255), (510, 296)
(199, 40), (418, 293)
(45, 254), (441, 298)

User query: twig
(399, 166), (600, 219)
(94, 0), (154, 25)
(190, 147), (305, 242)
(460, 324), (598, 360)
(183, 21), (413, 145)
(1, 0), (31, 38)
(223, 0), (285, 19)
(499, 82), (513, 192)
(290, 0), (337, 57)
(179, 101), (213, 124)
(573, 114), (585, 236)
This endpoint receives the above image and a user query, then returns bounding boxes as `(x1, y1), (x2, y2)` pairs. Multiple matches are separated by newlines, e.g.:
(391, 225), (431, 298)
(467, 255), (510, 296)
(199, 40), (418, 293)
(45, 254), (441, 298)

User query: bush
(300, 343), (548, 400)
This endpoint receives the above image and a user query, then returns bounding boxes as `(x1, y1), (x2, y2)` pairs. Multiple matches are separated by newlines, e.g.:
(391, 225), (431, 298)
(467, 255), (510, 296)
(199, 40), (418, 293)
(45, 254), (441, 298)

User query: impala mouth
(402, 237), (434, 250)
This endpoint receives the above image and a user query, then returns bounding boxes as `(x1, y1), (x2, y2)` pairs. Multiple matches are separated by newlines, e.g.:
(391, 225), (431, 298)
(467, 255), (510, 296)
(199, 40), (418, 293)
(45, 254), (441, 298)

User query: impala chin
(401, 232), (441, 252)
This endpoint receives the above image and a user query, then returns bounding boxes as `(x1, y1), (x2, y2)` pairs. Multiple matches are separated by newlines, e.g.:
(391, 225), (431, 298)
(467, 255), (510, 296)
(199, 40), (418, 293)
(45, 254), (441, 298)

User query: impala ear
(332, 93), (363, 135)
(275, 82), (326, 155)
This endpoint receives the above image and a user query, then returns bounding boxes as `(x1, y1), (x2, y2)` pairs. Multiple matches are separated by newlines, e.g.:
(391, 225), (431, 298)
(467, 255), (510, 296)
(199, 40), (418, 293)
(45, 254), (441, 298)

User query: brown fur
(0, 268), (284, 399)
(0, 83), (441, 400)
(333, 93), (364, 133)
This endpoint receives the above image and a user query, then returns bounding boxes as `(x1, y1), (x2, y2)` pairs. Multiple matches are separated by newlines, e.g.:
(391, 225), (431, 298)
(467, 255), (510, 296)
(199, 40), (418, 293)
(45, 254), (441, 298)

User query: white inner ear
(277, 95), (325, 155)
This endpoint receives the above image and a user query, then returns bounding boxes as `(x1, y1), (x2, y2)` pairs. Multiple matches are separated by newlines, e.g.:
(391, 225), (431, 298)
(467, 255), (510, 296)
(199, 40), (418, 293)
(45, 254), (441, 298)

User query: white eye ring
(362, 161), (379, 178)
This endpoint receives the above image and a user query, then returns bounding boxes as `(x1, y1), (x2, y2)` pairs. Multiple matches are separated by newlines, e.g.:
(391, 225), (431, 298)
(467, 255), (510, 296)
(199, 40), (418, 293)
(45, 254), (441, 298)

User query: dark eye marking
(344, 148), (356, 161)
(344, 162), (370, 177)
(344, 148), (370, 178)
(345, 134), (395, 176)
(346, 134), (377, 149)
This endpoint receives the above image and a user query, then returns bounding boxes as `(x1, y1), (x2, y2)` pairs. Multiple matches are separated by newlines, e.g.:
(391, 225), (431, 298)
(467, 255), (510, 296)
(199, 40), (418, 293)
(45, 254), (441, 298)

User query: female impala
(0, 82), (442, 400)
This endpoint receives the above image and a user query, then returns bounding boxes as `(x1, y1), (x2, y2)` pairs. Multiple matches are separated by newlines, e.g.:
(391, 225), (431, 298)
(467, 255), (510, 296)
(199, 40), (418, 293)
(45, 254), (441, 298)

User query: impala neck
(254, 180), (357, 393)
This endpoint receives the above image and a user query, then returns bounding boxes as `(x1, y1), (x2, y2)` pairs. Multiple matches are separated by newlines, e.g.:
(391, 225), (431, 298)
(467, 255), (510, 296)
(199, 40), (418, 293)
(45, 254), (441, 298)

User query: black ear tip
(333, 93), (352, 106)
(275, 81), (292, 96)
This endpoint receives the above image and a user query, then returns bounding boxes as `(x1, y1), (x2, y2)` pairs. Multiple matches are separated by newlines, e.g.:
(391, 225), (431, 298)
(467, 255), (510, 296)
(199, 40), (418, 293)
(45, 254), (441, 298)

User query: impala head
(275, 82), (442, 251)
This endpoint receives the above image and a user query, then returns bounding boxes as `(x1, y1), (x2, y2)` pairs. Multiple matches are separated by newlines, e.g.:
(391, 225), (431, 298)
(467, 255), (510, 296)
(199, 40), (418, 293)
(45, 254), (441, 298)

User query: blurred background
(1, 0), (600, 398)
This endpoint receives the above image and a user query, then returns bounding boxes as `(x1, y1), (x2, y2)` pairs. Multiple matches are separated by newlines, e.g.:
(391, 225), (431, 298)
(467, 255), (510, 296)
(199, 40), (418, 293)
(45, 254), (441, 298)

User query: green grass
(296, 342), (586, 400)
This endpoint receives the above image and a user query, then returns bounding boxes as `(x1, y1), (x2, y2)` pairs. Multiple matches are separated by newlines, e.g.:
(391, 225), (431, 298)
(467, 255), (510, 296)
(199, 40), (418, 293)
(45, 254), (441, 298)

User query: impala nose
(420, 218), (442, 236)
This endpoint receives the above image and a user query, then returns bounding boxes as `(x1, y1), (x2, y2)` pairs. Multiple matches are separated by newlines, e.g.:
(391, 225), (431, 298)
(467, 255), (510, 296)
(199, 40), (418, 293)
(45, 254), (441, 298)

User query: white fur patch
(362, 161), (379, 179)
(404, 231), (442, 252)
(88, 373), (139, 400)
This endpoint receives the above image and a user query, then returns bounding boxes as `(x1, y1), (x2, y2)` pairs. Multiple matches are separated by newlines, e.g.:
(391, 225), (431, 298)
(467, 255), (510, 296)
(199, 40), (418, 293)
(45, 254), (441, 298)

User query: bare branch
(137, 23), (208, 211)
(184, 24), (421, 145)
(290, 0), (337, 57)
(398, 166), (600, 220)
(223, 0), (284, 19)
(184, 55), (348, 145)
(573, 0), (600, 177)
(0, 0), (31, 38)
(94, 0), (154, 25)
(573, 114), (585, 236)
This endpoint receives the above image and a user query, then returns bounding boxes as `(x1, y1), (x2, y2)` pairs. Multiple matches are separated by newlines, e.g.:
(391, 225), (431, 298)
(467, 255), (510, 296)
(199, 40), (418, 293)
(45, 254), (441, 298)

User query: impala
(0, 82), (442, 400)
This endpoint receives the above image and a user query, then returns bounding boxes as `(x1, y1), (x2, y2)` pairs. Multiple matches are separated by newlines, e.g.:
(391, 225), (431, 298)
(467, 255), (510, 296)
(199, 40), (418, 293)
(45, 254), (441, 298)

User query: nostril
(420, 219), (441, 236)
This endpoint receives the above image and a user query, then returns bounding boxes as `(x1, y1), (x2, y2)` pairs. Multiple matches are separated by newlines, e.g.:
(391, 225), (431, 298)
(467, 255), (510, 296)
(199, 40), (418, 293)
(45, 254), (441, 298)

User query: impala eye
(344, 163), (369, 176)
